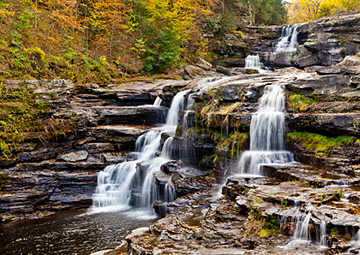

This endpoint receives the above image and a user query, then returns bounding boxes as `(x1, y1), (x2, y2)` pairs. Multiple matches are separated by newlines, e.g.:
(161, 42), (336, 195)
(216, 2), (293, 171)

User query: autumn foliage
(0, 0), (288, 81)
(288, 0), (360, 24)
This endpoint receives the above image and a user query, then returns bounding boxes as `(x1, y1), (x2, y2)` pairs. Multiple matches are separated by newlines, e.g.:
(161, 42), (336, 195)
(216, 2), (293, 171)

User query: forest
(0, 0), (359, 83)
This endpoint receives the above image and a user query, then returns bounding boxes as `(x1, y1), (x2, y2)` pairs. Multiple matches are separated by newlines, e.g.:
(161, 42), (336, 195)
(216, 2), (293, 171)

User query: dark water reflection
(0, 209), (157, 255)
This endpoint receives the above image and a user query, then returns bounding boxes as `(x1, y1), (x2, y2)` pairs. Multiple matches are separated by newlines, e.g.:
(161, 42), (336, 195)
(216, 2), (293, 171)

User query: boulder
(100, 153), (125, 164)
(195, 58), (212, 70)
(58, 150), (89, 162)
(286, 74), (349, 95)
(184, 65), (202, 77)
(216, 65), (231, 76)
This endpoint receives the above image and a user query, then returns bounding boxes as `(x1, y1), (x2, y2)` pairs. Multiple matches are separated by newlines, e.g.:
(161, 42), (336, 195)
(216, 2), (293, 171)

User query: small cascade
(293, 213), (312, 242)
(153, 97), (163, 106)
(319, 221), (327, 247)
(166, 90), (190, 127)
(164, 183), (176, 202)
(245, 55), (261, 69)
(161, 137), (173, 158)
(276, 24), (300, 52)
(236, 85), (293, 175)
(351, 230), (360, 247)
(244, 55), (268, 73)
(90, 90), (191, 213)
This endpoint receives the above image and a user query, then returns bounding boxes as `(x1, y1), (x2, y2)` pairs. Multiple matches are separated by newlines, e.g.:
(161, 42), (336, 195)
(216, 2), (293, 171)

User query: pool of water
(0, 209), (157, 255)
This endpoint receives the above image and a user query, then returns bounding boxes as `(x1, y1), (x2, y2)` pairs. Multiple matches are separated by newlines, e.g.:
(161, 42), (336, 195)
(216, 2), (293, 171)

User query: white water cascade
(153, 96), (163, 107)
(236, 85), (294, 176)
(90, 90), (191, 214)
(293, 213), (312, 243)
(245, 55), (268, 73)
(319, 221), (327, 247)
(276, 24), (300, 52)
(351, 230), (360, 248)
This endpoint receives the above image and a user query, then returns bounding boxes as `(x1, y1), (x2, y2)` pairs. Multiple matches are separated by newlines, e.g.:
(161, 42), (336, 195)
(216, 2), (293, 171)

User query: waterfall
(319, 221), (327, 247)
(166, 90), (190, 127)
(161, 137), (173, 158)
(293, 213), (312, 242)
(153, 97), (163, 106)
(236, 85), (293, 175)
(276, 24), (300, 52)
(90, 91), (191, 214)
(245, 55), (268, 73)
(351, 230), (360, 247)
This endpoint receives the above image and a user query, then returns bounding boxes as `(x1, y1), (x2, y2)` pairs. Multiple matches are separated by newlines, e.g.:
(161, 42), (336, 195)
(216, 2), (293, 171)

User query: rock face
(0, 79), (188, 222)
(291, 14), (360, 68)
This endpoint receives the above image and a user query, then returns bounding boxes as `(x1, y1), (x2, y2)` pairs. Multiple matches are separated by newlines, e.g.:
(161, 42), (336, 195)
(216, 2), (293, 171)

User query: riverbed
(0, 209), (157, 254)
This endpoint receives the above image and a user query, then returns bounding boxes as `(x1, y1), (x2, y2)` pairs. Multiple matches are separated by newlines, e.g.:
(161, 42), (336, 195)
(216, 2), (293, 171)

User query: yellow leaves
(288, 0), (360, 23)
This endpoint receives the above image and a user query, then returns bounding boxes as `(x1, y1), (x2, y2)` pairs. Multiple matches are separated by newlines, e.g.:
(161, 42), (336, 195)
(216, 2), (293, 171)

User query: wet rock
(160, 161), (182, 174)
(93, 106), (167, 125)
(19, 147), (59, 162)
(80, 143), (116, 154)
(216, 65), (231, 76)
(92, 89), (153, 106)
(171, 168), (214, 196)
(90, 83), (100, 89)
(235, 195), (249, 214)
(58, 150), (89, 162)
(91, 125), (146, 137)
(100, 153), (125, 164)
(53, 108), (99, 128)
(219, 84), (242, 101)
(153, 202), (167, 217)
(265, 51), (295, 67)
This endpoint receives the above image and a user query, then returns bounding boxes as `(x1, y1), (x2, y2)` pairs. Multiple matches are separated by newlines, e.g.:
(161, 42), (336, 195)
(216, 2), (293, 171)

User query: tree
(288, 0), (360, 23)
(250, 0), (287, 25)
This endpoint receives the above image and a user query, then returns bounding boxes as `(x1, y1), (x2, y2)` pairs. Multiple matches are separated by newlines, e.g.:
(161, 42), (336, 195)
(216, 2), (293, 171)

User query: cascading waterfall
(236, 85), (293, 175)
(90, 90), (191, 214)
(276, 24), (300, 52)
(245, 55), (261, 69)
(351, 230), (360, 247)
(319, 221), (327, 247)
(280, 212), (313, 249)
(293, 213), (312, 243)
(153, 96), (163, 107)
(244, 55), (268, 73)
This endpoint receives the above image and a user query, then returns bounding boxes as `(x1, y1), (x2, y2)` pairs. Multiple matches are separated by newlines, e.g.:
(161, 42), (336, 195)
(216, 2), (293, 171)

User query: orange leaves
(41, 0), (81, 29)
(87, 0), (130, 32)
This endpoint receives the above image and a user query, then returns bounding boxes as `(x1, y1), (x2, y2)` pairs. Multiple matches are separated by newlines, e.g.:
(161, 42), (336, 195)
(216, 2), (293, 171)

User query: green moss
(0, 173), (10, 188)
(287, 132), (360, 155)
(288, 92), (318, 113)
(260, 216), (279, 238)
(0, 82), (75, 160)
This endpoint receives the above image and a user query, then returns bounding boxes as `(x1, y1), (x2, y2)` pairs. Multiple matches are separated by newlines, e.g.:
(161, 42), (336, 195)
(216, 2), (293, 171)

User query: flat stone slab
(91, 125), (148, 137)
(93, 105), (167, 125)
(262, 163), (360, 186)
(58, 150), (89, 162)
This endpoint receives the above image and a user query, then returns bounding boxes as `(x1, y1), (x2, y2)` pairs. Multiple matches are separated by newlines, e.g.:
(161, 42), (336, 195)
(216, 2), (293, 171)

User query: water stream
(91, 90), (191, 214)
(276, 24), (300, 52)
(0, 209), (156, 255)
(236, 85), (293, 175)
(244, 55), (268, 73)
